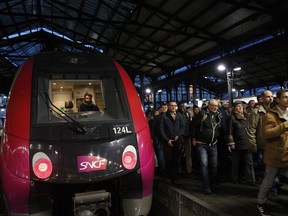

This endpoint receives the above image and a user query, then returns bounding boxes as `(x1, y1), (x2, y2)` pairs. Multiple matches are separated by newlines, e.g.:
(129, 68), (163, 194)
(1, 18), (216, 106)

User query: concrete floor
(151, 174), (288, 216)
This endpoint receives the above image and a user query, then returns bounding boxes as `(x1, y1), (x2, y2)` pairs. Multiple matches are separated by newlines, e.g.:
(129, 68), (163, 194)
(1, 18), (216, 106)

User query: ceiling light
(217, 64), (226, 71)
(145, 88), (151, 94)
(233, 66), (241, 71)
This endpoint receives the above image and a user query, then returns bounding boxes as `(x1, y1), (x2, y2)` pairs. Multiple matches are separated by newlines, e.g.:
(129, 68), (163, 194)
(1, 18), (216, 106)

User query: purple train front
(0, 52), (154, 216)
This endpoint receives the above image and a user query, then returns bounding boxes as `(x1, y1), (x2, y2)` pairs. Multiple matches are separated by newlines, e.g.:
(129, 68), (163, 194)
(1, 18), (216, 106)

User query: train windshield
(50, 79), (104, 113)
(35, 74), (131, 124)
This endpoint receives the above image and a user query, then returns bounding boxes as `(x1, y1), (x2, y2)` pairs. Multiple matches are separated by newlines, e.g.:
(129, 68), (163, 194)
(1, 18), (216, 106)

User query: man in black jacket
(149, 102), (168, 175)
(191, 99), (222, 194)
(79, 92), (100, 111)
(177, 101), (193, 175)
(159, 100), (185, 183)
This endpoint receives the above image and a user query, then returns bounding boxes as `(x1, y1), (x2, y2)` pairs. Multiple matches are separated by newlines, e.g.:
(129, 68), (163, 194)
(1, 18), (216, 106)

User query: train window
(50, 80), (104, 113)
(35, 75), (131, 124)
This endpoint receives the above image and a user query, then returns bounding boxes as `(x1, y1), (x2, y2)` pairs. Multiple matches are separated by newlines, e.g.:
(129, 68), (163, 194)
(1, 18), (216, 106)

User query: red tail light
(122, 145), (137, 170)
(32, 152), (53, 179)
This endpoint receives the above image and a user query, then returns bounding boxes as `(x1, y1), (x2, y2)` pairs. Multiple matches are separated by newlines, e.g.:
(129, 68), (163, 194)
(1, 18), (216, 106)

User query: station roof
(1, 0), (288, 95)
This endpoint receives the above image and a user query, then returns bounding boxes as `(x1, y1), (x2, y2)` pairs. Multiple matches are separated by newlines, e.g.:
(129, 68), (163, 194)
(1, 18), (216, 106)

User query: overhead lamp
(233, 66), (241, 71)
(145, 88), (151, 94)
(217, 64), (226, 71)
(218, 64), (241, 72)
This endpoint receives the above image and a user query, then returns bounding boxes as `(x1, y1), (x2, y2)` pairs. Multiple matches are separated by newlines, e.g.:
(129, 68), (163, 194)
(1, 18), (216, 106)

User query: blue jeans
(197, 144), (218, 189)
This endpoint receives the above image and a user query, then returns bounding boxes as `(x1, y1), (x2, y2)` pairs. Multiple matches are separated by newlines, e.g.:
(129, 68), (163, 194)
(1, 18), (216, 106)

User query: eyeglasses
(169, 105), (177, 107)
(280, 96), (288, 99)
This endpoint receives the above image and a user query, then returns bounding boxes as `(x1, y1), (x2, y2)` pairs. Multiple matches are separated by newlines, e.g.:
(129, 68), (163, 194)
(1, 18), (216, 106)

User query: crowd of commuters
(146, 88), (288, 216)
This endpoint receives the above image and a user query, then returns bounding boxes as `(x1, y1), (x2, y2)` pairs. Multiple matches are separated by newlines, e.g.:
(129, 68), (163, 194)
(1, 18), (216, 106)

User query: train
(0, 52), (154, 216)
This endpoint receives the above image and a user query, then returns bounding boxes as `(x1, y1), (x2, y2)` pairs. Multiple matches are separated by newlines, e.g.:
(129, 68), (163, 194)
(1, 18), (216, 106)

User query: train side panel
(1, 58), (34, 214)
(114, 60), (154, 196)
(114, 61), (154, 216)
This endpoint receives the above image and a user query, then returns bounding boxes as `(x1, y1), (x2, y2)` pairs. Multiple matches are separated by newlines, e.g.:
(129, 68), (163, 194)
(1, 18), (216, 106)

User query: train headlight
(122, 145), (137, 170)
(32, 152), (53, 179)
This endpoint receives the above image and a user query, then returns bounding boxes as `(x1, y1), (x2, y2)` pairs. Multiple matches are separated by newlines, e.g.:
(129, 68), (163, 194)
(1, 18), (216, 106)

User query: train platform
(150, 172), (288, 216)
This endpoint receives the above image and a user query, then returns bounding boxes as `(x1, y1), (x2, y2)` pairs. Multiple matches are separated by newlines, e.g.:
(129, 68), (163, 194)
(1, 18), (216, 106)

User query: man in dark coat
(159, 100), (185, 183)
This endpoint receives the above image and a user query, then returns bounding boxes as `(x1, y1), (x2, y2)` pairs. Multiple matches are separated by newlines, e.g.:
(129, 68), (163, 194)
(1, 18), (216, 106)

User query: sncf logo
(77, 155), (108, 172)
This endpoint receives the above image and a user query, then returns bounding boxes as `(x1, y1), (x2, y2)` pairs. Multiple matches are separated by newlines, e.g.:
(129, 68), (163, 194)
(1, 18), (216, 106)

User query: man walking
(191, 99), (222, 194)
(246, 90), (281, 202)
(257, 89), (288, 216)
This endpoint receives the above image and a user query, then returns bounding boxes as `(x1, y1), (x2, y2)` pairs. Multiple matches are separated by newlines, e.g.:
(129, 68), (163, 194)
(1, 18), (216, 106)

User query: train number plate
(112, 126), (132, 134)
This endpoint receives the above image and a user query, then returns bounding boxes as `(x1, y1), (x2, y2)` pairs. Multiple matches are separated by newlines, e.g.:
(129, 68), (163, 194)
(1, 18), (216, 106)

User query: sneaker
(257, 204), (271, 216)
(268, 192), (282, 203)
(203, 188), (211, 195)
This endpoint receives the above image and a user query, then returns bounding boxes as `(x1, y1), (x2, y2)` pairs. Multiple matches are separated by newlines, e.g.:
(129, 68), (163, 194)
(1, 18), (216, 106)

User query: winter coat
(262, 106), (288, 168)
(177, 110), (191, 137)
(159, 111), (185, 144)
(191, 109), (222, 145)
(246, 105), (267, 151)
(227, 112), (254, 151)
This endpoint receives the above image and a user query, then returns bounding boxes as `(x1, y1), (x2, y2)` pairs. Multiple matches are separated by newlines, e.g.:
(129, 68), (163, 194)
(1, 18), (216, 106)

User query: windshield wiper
(41, 92), (87, 134)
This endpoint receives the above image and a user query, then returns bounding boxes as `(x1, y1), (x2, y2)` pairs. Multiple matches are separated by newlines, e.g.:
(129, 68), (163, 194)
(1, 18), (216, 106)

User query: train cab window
(35, 75), (131, 124)
(50, 80), (104, 113)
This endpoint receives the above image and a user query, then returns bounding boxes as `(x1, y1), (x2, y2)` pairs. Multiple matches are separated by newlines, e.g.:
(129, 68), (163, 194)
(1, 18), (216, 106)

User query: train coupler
(73, 190), (111, 216)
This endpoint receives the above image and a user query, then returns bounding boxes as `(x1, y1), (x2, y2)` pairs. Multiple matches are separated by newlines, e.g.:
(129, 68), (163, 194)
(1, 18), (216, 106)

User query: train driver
(79, 92), (100, 112)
